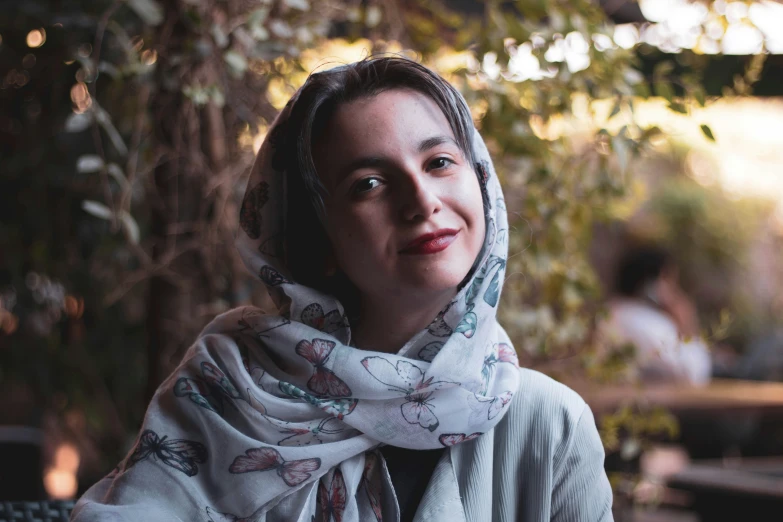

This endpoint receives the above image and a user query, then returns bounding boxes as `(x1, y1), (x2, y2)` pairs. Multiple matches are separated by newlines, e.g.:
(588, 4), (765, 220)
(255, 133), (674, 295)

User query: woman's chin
(398, 268), (470, 297)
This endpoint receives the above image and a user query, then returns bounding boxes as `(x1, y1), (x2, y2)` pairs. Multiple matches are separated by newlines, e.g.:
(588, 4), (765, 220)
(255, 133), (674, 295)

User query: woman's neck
(351, 290), (456, 354)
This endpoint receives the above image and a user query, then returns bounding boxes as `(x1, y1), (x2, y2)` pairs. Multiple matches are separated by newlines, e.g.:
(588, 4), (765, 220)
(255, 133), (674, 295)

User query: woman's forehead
(337, 89), (451, 131)
(313, 90), (458, 179)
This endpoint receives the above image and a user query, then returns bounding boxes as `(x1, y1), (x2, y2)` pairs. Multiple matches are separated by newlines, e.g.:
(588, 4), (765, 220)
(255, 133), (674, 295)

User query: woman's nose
(399, 177), (442, 222)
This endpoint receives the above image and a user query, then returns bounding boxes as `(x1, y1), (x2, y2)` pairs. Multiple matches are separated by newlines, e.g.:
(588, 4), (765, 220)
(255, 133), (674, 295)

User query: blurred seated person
(599, 244), (712, 385)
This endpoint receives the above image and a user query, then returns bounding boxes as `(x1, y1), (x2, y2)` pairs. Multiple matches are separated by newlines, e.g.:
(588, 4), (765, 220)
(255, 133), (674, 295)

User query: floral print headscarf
(71, 64), (519, 522)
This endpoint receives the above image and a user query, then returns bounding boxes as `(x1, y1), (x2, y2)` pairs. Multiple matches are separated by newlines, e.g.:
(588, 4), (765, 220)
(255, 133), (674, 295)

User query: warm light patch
(64, 295), (85, 319)
(0, 312), (18, 335)
(44, 468), (77, 499)
(70, 82), (92, 113)
(238, 123), (269, 154)
(54, 443), (81, 471)
(26, 29), (46, 48)
(141, 49), (158, 65)
(44, 443), (80, 499)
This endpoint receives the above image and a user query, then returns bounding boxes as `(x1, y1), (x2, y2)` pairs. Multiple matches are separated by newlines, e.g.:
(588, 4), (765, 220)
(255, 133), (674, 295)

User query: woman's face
(313, 89), (485, 305)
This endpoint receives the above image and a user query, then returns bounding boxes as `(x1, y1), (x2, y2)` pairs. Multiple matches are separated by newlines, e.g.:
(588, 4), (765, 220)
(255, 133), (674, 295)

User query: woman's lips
(400, 229), (460, 255)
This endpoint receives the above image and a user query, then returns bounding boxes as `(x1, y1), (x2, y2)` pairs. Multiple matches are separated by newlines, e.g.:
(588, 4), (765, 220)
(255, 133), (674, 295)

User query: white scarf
(72, 74), (519, 522)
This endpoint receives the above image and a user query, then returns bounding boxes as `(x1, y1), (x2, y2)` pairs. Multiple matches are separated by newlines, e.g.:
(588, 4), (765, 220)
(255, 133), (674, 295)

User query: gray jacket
(412, 368), (614, 521)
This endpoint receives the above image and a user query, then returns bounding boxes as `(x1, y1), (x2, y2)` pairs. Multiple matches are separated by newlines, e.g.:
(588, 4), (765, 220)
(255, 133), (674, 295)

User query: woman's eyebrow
(417, 135), (459, 153)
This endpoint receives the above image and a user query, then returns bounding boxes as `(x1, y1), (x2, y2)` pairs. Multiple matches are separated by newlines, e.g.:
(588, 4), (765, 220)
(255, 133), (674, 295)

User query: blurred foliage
(0, 0), (778, 506)
(630, 164), (779, 348)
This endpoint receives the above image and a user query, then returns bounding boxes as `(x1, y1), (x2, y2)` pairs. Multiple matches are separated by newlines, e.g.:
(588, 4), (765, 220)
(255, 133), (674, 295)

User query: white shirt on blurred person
(602, 297), (712, 385)
(599, 243), (712, 386)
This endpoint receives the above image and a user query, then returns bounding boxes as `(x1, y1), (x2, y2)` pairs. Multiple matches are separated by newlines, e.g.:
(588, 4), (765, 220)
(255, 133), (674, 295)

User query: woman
(71, 57), (612, 522)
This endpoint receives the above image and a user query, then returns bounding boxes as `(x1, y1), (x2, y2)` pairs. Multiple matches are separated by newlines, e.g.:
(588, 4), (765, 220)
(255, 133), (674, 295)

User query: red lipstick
(400, 229), (460, 255)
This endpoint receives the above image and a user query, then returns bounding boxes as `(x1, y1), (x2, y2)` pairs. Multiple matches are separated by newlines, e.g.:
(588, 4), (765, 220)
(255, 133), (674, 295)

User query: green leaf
(248, 8), (270, 25)
(641, 126), (662, 141)
(94, 105), (128, 155)
(365, 5), (382, 27)
(611, 135), (630, 173)
(224, 51), (248, 78)
(107, 163), (130, 190)
(98, 61), (121, 79)
(668, 101), (688, 114)
(82, 200), (113, 220)
(284, 0), (310, 10)
(65, 112), (93, 133)
(127, 0), (164, 26)
(76, 155), (104, 173)
(118, 211), (140, 244)
(209, 86), (225, 108)
(608, 98), (621, 120)
(693, 88), (706, 107)
(183, 84), (209, 105)
(653, 61), (674, 80)
(211, 24), (229, 48)
(633, 82), (651, 98)
(654, 81), (674, 103)
(700, 124), (716, 142)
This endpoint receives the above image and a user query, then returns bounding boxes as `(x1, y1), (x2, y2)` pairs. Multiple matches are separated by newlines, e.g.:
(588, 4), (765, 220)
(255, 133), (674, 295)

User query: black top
(378, 445), (446, 522)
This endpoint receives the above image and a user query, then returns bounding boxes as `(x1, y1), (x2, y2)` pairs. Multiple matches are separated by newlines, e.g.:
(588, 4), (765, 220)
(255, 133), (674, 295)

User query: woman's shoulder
(496, 368), (592, 452)
(514, 367), (587, 419)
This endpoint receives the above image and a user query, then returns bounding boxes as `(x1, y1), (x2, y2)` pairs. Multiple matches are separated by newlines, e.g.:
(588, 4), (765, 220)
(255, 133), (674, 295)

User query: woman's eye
(428, 157), (453, 171)
(353, 177), (382, 194)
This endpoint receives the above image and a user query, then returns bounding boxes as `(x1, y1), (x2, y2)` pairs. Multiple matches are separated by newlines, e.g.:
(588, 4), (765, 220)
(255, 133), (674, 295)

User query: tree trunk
(145, 0), (225, 401)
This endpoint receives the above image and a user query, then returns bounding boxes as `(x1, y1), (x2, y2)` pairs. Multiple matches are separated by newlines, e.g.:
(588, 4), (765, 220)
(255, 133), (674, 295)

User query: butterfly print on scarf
(279, 381), (358, 420)
(301, 303), (348, 334)
(259, 265), (293, 286)
(455, 304), (478, 338)
(229, 446), (321, 487)
(426, 301), (454, 337)
(417, 341), (443, 362)
(243, 360), (266, 390)
(296, 338), (352, 397)
(205, 505), (262, 522)
(174, 361), (243, 415)
(468, 391), (513, 422)
(361, 357), (457, 432)
(438, 432), (483, 447)
(466, 254), (507, 308)
(239, 181), (270, 240)
(361, 452), (383, 522)
(265, 416), (347, 447)
(480, 343), (519, 393)
(125, 429), (207, 477)
(318, 469), (347, 522)
(234, 335), (267, 389)
(238, 308), (291, 339)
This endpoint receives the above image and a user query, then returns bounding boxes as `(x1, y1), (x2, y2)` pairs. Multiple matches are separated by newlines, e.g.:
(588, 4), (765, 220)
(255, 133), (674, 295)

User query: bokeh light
(26, 28), (46, 48)
(54, 444), (80, 472)
(43, 468), (77, 499)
